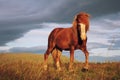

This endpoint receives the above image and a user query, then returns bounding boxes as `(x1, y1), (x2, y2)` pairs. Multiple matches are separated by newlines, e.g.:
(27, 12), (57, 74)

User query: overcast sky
(0, 0), (120, 61)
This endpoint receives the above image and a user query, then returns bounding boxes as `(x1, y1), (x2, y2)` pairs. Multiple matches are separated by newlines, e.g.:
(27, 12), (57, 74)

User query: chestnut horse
(44, 12), (90, 71)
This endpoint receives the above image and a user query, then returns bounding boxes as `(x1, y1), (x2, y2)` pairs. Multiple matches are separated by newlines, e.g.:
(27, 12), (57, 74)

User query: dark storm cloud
(0, 0), (120, 46)
(0, 0), (68, 46)
(48, 0), (120, 22)
(1, 0), (120, 24)
(82, 0), (120, 17)
(0, 24), (41, 46)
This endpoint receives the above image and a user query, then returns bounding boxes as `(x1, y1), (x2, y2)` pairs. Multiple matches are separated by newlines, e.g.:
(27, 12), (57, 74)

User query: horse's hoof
(56, 66), (61, 71)
(68, 67), (74, 72)
(81, 68), (88, 72)
(56, 68), (61, 71)
(69, 69), (74, 72)
(43, 65), (48, 71)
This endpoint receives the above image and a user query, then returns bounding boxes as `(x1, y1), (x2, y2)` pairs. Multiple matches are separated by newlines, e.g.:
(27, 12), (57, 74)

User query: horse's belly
(56, 41), (70, 50)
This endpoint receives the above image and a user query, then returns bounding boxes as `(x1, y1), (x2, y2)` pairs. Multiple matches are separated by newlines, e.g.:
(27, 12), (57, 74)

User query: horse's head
(72, 12), (90, 40)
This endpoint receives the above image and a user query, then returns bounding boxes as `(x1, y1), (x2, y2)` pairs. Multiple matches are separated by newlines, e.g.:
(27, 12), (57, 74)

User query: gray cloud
(0, 0), (120, 46)
(0, 23), (42, 46)
(0, 0), (69, 46)
(84, 0), (120, 17)
(0, 0), (67, 24)
(8, 46), (46, 53)
(47, 0), (120, 22)
(1, 0), (120, 24)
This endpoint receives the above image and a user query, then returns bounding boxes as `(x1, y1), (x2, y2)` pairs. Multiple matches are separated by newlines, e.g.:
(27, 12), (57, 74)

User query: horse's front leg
(69, 46), (74, 71)
(84, 50), (89, 70)
(82, 48), (89, 70)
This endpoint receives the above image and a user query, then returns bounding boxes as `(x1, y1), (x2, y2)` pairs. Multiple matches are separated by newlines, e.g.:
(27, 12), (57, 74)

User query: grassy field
(0, 53), (120, 80)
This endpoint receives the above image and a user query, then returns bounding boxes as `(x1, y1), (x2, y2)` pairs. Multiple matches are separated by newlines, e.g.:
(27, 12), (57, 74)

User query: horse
(44, 12), (90, 71)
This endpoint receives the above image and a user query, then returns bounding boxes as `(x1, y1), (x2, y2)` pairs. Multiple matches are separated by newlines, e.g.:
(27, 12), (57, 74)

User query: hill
(0, 53), (120, 80)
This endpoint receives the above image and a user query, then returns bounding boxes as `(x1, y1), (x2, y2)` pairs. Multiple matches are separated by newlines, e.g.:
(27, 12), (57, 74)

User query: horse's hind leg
(44, 49), (51, 70)
(52, 48), (62, 71)
(44, 43), (55, 70)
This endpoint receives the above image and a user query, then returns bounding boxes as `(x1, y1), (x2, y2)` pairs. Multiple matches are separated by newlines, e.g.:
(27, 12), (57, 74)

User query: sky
(0, 0), (120, 62)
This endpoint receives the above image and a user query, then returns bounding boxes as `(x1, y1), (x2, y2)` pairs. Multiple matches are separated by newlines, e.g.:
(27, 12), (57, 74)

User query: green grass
(0, 53), (120, 80)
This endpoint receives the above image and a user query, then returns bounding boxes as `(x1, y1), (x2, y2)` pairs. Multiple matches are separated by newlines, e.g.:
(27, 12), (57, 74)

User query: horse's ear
(86, 13), (90, 31)
(86, 13), (91, 18)
(72, 15), (77, 27)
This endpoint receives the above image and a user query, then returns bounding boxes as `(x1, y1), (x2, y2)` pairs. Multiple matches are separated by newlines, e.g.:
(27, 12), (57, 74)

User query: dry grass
(0, 53), (120, 80)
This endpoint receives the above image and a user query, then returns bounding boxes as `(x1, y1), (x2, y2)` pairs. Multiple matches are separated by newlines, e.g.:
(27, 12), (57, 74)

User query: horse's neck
(72, 26), (83, 45)
(71, 26), (78, 37)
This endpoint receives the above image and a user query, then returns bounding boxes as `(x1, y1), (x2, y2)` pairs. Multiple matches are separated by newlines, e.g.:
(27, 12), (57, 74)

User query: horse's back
(48, 28), (64, 41)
